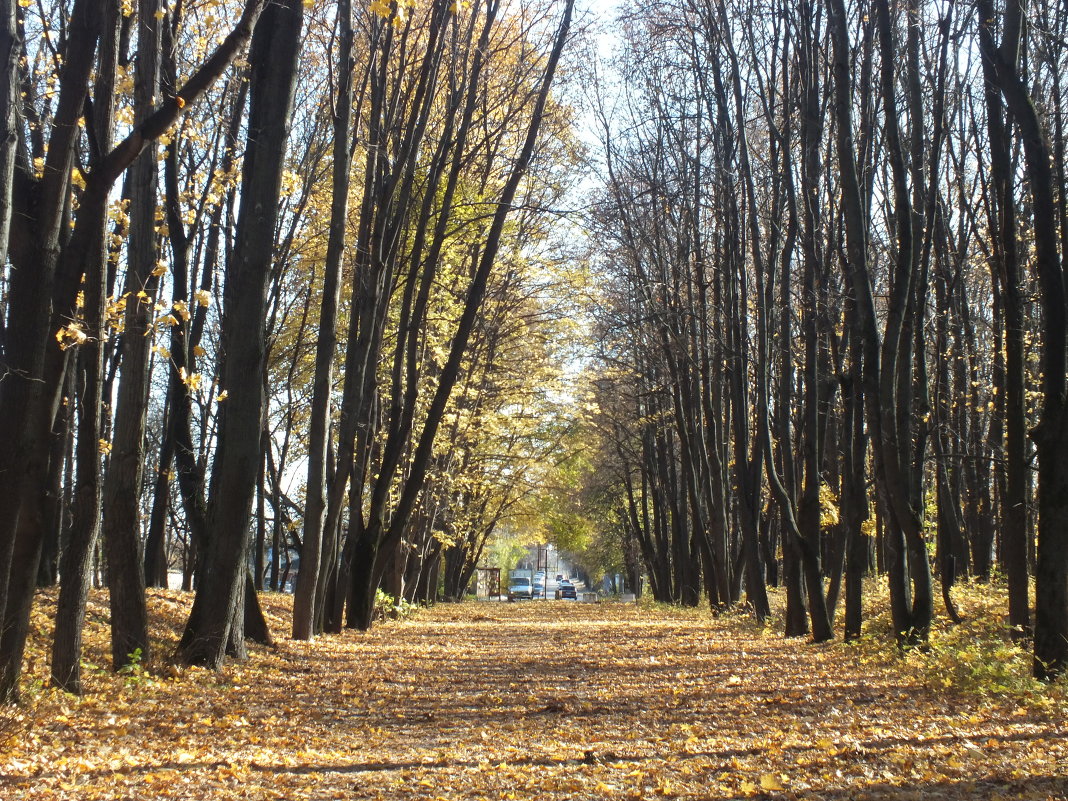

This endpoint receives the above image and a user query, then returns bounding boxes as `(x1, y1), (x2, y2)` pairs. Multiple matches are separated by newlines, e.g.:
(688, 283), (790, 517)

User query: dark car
(555, 580), (577, 600)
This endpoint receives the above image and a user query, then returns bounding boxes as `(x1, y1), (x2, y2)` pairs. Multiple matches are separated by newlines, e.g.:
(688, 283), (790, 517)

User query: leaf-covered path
(4, 595), (1067, 799)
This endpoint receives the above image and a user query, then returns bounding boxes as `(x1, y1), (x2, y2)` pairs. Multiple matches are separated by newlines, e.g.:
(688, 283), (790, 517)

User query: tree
(0, 0), (266, 702)
(0, 0), (16, 270)
(979, 0), (1068, 680)
(176, 0), (304, 668)
(50, 0), (122, 695)
(99, 0), (163, 673)
(292, 0), (354, 641)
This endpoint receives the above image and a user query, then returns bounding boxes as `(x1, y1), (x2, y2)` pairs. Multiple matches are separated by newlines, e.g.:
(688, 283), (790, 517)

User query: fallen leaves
(759, 772), (785, 791)
(5, 590), (1068, 800)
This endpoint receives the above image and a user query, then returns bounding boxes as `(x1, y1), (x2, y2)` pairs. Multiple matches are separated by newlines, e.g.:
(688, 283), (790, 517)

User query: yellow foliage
(55, 323), (87, 351)
(179, 367), (203, 391)
(818, 483), (839, 529)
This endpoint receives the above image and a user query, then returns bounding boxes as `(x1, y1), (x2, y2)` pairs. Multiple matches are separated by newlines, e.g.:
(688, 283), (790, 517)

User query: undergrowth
(373, 588), (421, 622)
(841, 577), (1066, 706)
(647, 575), (1067, 707)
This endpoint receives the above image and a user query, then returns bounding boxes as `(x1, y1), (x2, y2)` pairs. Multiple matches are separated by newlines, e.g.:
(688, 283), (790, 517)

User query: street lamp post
(545, 544), (554, 600)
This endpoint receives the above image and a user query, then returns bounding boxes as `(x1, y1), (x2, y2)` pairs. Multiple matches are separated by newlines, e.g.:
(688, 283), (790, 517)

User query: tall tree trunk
(37, 401), (70, 588)
(0, 0), (103, 704)
(874, 0), (932, 647)
(0, 0), (17, 269)
(49, 341), (102, 695)
(292, 0), (354, 641)
(981, 0), (1068, 680)
(100, 0), (162, 671)
(933, 212), (963, 624)
(50, 0), (122, 689)
(977, 0), (1030, 638)
(143, 411), (174, 588)
(176, 0), (303, 668)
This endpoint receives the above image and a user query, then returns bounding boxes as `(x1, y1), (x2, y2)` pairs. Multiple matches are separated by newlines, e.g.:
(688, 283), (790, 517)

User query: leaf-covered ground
(2, 590), (1067, 799)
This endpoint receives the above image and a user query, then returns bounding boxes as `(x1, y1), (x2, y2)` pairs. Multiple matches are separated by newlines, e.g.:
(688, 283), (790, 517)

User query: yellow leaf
(760, 773), (784, 791)
(55, 323), (88, 351)
(179, 367), (203, 391)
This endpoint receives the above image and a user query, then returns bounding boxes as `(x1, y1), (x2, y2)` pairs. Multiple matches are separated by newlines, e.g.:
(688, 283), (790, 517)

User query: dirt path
(5, 596), (1067, 799)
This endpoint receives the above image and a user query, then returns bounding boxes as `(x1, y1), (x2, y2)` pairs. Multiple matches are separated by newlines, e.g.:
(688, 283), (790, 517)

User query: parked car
(508, 577), (532, 601)
(555, 580), (577, 600)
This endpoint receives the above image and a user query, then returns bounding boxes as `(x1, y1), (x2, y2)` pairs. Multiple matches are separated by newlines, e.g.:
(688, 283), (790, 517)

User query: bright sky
(577, 0), (623, 57)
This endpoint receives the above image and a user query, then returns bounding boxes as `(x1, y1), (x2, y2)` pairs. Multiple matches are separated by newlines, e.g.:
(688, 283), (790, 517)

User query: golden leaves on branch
(178, 367), (203, 391)
(55, 323), (87, 351)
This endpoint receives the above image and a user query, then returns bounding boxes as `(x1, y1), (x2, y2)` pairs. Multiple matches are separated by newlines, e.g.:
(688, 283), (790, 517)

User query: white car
(508, 577), (532, 601)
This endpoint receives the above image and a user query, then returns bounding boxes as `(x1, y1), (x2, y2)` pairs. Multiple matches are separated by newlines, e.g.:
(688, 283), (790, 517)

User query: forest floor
(2, 587), (1067, 800)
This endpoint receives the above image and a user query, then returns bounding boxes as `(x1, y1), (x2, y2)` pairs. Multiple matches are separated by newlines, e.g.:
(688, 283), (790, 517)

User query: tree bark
(980, 0), (1068, 680)
(100, 0), (162, 671)
(176, 0), (303, 668)
(50, 0), (122, 690)
(0, 0), (102, 704)
(977, 0), (1030, 638)
(0, 0), (17, 269)
(292, 0), (354, 641)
